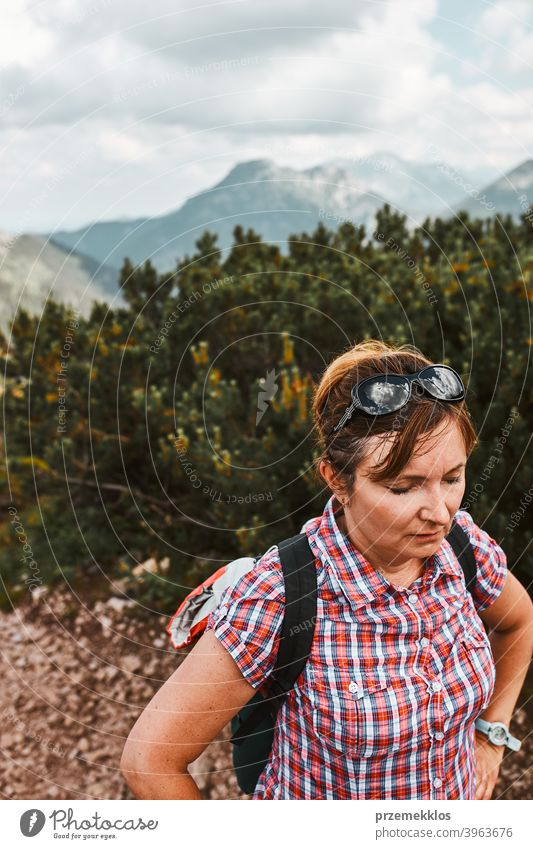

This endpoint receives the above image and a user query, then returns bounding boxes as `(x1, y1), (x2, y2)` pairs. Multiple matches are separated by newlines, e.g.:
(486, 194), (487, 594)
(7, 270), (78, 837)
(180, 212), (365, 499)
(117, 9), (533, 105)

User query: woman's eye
(388, 477), (462, 495)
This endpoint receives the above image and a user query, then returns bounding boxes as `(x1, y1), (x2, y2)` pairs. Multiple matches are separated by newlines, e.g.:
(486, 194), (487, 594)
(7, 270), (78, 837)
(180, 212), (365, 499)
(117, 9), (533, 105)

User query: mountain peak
(509, 158), (533, 173)
(221, 158), (282, 183)
(492, 158), (533, 192)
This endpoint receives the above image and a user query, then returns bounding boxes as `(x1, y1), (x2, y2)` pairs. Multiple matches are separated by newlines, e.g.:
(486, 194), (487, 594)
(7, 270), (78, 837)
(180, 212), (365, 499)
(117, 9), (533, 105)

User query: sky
(1, 0), (532, 232)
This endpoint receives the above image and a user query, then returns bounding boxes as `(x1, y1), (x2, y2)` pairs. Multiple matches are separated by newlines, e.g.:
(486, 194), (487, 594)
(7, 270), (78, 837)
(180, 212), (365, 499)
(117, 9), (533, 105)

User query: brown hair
(312, 339), (478, 500)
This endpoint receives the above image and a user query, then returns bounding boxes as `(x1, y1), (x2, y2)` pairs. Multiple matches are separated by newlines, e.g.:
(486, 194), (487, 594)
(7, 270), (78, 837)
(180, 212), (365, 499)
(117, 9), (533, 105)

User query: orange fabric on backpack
(166, 556), (257, 649)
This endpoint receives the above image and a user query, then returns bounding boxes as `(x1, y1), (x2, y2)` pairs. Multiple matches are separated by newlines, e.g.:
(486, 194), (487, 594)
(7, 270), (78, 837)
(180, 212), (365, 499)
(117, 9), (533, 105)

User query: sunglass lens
(358, 375), (410, 414)
(418, 367), (464, 399)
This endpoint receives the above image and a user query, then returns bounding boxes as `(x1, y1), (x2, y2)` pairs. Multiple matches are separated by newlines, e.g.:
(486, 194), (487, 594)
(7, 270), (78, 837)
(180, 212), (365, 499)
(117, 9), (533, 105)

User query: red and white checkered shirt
(206, 495), (507, 799)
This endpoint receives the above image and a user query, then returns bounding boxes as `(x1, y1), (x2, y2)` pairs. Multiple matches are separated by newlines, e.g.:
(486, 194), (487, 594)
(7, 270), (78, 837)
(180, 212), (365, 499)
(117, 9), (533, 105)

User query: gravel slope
(0, 588), (530, 800)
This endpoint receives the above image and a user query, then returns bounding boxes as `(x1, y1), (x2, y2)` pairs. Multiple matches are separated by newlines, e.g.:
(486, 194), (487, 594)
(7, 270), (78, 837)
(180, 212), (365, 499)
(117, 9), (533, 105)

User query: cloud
(2, 0), (445, 135)
(0, 0), (54, 67)
(0, 0), (532, 231)
(35, 0), (387, 62)
(476, 0), (533, 75)
(2, 1), (394, 130)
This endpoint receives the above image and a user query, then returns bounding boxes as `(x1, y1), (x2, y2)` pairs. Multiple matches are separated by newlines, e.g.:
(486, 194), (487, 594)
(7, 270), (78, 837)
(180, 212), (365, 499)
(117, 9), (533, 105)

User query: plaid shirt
(206, 495), (507, 799)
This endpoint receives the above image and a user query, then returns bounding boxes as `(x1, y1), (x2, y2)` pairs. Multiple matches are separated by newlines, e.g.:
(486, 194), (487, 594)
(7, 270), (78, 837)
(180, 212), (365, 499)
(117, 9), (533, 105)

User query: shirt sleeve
(205, 545), (285, 689)
(453, 509), (508, 612)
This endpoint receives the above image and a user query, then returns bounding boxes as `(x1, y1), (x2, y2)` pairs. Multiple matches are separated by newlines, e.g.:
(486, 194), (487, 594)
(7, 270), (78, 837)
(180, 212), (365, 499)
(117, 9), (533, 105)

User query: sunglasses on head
(330, 364), (465, 435)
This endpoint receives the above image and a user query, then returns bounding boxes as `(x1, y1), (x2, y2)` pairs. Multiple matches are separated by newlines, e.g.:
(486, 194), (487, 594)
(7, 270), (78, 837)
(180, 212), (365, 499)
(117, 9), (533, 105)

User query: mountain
(453, 159), (533, 219)
(0, 233), (121, 333)
(32, 155), (527, 279)
(327, 151), (489, 219)
(46, 159), (391, 272)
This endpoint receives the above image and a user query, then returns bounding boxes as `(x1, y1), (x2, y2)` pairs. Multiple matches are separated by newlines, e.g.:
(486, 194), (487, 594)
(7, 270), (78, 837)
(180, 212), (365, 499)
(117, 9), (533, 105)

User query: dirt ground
(0, 586), (531, 800)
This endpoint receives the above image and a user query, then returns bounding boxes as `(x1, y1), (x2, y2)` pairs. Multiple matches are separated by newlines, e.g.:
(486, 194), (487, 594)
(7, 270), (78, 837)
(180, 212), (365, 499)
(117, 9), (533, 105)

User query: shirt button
(434, 732), (444, 740)
(408, 593), (418, 604)
(348, 681), (359, 694)
(419, 637), (430, 647)
(433, 777), (443, 788)
(432, 681), (442, 692)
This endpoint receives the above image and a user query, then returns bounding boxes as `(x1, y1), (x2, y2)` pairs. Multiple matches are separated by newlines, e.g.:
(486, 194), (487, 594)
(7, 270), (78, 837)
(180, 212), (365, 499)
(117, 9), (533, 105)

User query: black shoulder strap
(445, 518), (477, 595)
(229, 533), (317, 744)
(271, 533), (318, 696)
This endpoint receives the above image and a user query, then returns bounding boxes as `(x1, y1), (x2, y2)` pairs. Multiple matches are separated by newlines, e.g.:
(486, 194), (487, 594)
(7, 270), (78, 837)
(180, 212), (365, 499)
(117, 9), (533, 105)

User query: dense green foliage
(1, 205), (532, 611)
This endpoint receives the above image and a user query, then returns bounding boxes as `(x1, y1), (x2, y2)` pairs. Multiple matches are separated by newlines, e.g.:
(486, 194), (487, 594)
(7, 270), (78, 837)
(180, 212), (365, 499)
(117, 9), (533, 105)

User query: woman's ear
(319, 461), (347, 504)
(319, 460), (337, 492)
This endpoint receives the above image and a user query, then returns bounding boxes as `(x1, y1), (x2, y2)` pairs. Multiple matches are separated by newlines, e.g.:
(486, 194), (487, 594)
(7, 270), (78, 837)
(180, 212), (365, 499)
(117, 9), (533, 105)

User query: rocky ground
(0, 585), (531, 800)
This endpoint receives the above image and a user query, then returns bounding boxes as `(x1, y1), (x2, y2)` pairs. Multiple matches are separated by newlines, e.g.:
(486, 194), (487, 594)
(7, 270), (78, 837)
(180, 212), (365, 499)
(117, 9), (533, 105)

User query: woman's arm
(478, 571), (533, 726)
(473, 572), (533, 799)
(120, 628), (257, 799)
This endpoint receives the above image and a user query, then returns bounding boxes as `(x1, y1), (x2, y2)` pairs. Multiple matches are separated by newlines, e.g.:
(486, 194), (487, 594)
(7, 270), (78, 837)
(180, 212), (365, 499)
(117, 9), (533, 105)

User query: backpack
(167, 518), (477, 795)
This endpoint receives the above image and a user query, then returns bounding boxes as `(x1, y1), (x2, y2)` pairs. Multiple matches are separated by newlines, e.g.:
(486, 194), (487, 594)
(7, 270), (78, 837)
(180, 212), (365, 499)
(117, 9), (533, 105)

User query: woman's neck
(335, 504), (425, 585)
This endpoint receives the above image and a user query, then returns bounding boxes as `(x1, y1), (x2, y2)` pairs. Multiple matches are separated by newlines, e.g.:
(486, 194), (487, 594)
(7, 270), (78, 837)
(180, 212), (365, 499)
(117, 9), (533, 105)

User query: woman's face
(321, 418), (468, 570)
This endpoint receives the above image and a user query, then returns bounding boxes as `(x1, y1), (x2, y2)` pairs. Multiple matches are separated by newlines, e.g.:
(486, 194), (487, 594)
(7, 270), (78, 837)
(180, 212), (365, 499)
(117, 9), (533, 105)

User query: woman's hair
(312, 339), (478, 499)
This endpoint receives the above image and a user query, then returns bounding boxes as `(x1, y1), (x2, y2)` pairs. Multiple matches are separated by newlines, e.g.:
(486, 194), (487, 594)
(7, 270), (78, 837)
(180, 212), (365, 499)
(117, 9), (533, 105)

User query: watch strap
(475, 718), (522, 751)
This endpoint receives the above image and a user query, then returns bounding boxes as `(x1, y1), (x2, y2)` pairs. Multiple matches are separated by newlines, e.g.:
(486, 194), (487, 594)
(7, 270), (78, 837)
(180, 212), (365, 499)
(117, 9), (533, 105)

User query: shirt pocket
(455, 623), (496, 715)
(308, 668), (406, 759)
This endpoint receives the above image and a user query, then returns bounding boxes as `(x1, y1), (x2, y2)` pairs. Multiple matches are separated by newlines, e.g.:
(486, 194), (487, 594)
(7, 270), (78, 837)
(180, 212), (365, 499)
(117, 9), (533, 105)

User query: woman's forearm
(124, 767), (204, 800)
(481, 624), (533, 725)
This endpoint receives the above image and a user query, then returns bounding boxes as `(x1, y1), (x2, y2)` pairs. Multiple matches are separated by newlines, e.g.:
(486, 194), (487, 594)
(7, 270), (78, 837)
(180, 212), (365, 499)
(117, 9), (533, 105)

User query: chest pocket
(452, 622), (496, 717)
(307, 666), (410, 759)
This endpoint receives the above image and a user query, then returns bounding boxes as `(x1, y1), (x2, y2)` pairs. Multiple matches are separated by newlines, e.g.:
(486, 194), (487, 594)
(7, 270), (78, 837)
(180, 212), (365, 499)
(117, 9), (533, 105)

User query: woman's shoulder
(208, 528), (323, 627)
(453, 508), (504, 554)
(234, 543), (285, 600)
(205, 544), (286, 689)
(206, 543), (285, 625)
(452, 508), (508, 612)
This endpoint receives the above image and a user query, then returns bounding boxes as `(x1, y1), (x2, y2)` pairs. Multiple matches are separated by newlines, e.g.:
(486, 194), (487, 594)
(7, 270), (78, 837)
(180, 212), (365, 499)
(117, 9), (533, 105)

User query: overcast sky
(1, 0), (532, 232)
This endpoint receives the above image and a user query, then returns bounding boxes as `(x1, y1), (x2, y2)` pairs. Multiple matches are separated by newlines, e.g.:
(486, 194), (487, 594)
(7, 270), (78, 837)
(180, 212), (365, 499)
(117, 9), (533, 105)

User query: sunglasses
(330, 364), (465, 435)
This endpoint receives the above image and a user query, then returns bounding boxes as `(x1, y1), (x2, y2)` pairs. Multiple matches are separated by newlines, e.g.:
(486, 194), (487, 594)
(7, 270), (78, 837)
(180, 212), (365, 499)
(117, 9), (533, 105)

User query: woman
(120, 340), (533, 800)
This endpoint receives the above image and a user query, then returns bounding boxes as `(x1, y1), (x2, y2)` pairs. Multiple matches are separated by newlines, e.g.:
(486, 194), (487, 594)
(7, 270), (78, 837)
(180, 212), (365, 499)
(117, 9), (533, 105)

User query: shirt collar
(300, 494), (463, 612)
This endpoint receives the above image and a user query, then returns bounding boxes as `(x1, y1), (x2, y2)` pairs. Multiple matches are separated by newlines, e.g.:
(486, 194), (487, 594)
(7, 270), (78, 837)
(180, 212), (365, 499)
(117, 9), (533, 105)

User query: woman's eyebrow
(394, 462), (466, 482)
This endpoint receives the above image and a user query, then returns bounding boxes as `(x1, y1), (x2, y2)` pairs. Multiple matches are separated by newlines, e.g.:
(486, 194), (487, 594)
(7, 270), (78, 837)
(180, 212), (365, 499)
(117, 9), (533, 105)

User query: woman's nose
(420, 497), (450, 527)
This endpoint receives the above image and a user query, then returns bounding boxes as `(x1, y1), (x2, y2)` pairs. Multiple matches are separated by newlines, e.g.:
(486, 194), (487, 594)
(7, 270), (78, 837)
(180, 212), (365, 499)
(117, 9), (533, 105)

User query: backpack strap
(445, 518), (477, 595)
(271, 533), (318, 695)
(229, 533), (317, 744)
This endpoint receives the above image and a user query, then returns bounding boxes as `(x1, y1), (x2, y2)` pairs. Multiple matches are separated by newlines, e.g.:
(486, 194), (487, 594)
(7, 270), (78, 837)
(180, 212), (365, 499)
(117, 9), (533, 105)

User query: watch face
(489, 726), (507, 744)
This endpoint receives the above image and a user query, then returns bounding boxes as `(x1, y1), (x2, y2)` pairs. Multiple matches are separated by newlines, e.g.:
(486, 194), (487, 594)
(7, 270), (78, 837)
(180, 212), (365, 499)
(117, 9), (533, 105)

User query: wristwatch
(474, 718), (522, 751)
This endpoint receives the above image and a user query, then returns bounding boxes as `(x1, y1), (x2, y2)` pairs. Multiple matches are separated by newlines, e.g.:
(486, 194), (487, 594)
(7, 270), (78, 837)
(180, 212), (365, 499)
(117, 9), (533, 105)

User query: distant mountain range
(452, 158), (533, 220)
(42, 152), (485, 273)
(2, 152), (532, 324)
(44, 158), (391, 273)
(0, 232), (122, 334)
